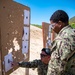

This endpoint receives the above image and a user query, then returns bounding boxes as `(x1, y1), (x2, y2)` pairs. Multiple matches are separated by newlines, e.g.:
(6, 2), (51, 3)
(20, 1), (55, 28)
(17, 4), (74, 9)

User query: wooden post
(25, 68), (29, 75)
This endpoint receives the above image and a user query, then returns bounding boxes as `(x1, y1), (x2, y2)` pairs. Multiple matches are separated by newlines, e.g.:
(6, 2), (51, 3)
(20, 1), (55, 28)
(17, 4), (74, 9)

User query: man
(12, 48), (51, 75)
(47, 10), (75, 75)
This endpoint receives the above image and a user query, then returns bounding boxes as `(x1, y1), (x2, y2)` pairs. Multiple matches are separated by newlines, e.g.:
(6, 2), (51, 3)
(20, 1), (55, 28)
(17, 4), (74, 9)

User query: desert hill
(11, 25), (43, 75)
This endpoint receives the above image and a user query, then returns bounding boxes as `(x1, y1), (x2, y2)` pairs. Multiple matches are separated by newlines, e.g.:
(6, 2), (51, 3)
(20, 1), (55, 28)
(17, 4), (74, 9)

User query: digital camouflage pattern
(63, 49), (75, 75)
(47, 25), (75, 75)
(18, 59), (48, 75)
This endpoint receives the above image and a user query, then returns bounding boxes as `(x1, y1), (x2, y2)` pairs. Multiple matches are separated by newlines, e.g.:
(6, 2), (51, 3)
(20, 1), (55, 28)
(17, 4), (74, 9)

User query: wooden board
(0, 0), (30, 74)
(42, 22), (55, 49)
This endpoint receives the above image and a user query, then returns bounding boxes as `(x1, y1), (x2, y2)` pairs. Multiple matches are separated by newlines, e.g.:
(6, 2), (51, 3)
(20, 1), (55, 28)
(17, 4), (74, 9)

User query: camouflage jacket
(18, 59), (48, 75)
(47, 25), (75, 75)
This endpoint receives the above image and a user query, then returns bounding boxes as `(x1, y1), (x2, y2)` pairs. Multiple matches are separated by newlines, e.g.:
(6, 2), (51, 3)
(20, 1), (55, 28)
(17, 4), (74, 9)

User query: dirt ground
(10, 25), (43, 75)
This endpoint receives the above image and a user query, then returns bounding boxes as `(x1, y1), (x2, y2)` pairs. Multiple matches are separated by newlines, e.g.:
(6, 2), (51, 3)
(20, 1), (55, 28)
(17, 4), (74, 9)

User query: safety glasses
(51, 23), (56, 29)
(40, 54), (48, 58)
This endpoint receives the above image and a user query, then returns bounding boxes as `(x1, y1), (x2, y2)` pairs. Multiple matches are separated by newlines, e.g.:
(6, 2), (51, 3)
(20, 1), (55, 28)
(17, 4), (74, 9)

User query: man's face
(40, 51), (50, 64)
(50, 20), (63, 34)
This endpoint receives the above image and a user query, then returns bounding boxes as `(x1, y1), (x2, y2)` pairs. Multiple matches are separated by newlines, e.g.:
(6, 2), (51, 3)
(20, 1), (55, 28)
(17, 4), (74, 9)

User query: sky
(14, 0), (75, 25)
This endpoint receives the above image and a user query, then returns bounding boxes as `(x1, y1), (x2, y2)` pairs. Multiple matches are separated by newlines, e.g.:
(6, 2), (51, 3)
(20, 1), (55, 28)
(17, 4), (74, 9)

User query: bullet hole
(26, 16), (28, 19)
(3, 6), (5, 8)
(26, 33), (27, 35)
(25, 46), (26, 48)
(7, 33), (9, 35)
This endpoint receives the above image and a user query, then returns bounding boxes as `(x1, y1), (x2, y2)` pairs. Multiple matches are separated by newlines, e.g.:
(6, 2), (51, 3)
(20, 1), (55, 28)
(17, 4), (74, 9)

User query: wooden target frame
(42, 22), (55, 49)
(0, 0), (30, 75)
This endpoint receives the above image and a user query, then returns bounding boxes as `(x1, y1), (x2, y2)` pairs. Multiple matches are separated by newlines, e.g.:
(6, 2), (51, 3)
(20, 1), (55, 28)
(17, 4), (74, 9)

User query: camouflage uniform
(47, 25), (75, 75)
(18, 59), (48, 75)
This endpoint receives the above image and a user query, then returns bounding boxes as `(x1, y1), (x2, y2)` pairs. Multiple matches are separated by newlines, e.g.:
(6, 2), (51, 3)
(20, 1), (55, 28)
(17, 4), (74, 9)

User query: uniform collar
(58, 25), (71, 35)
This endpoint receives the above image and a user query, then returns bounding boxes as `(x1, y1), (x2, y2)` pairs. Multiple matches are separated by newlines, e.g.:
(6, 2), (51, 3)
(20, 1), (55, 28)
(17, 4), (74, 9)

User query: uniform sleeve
(18, 60), (39, 68)
(47, 39), (71, 75)
(59, 40), (71, 60)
